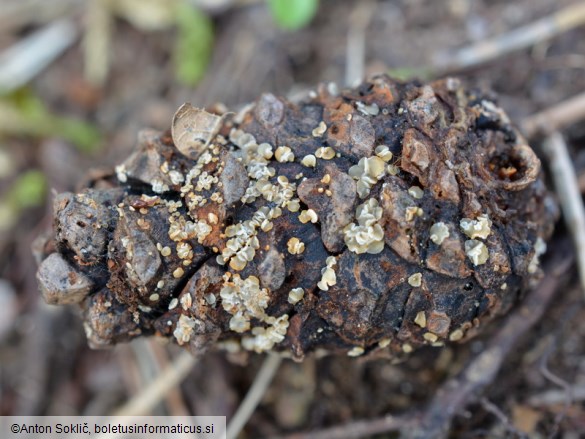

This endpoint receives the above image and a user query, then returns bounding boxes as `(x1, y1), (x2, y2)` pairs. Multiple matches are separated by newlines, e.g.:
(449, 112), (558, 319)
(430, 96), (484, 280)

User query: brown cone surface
(35, 75), (557, 360)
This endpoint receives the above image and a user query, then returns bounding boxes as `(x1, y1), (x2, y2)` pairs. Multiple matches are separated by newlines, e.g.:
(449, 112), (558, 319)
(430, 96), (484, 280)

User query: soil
(1, 0), (585, 438)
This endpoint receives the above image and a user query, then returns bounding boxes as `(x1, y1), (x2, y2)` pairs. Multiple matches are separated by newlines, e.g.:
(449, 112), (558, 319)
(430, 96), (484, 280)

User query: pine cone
(35, 75), (557, 360)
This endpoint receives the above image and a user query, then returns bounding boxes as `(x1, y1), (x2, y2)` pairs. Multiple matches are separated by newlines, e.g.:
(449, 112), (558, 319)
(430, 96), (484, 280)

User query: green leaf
(0, 88), (101, 153)
(267, 0), (319, 30)
(8, 170), (47, 209)
(53, 117), (102, 153)
(0, 169), (47, 231)
(174, 3), (214, 87)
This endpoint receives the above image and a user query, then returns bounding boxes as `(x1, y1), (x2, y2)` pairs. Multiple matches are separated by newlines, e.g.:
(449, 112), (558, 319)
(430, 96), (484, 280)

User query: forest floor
(1, 0), (585, 438)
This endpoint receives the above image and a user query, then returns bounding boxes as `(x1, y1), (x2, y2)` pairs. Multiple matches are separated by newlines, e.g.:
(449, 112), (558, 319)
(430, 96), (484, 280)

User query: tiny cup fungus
(35, 75), (557, 360)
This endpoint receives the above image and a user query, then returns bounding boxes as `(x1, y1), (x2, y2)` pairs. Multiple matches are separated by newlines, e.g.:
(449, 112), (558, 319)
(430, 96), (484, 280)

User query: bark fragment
(37, 253), (93, 304)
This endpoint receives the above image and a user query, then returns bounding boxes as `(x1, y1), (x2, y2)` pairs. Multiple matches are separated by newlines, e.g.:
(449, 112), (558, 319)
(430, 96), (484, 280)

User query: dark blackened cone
(35, 75), (558, 360)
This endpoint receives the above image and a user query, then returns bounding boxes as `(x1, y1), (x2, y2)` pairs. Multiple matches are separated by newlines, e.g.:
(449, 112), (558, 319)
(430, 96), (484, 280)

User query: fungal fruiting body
(35, 75), (557, 360)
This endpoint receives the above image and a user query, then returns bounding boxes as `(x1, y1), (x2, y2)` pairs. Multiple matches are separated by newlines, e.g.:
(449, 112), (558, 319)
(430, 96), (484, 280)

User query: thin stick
(83, 0), (112, 86)
(0, 0), (81, 32)
(528, 385), (585, 406)
(345, 0), (375, 86)
(0, 19), (78, 94)
(111, 351), (197, 416)
(480, 398), (529, 439)
(538, 336), (573, 438)
(541, 132), (585, 293)
(272, 415), (416, 439)
(432, 2), (585, 73)
(129, 339), (191, 416)
(147, 340), (192, 416)
(521, 92), (585, 138)
(226, 354), (282, 439)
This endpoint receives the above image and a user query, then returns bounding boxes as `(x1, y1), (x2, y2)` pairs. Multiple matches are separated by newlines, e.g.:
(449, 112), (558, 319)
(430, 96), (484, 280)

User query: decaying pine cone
(35, 75), (557, 360)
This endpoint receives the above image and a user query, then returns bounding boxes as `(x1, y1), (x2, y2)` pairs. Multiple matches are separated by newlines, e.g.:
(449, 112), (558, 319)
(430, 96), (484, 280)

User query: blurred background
(1, 0), (585, 437)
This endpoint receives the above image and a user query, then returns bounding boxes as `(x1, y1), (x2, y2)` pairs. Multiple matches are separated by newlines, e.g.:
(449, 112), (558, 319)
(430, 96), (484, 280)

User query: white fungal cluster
(115, 164), (128, 182)
(348, 156), (387, 198)
(275, 146), (295, 163)
(464, 239), (489, 266)
(241, 314), (290, 353)
(343, 198), (385, 254)
(312, 121), (327, 137)
(151, 179), (170, 194)
(178, 146), (224, 209)
(220, 273), (270, 332)
(528, 237), (547, 274)
(287, 237), (305, 255)
(288, 287), (305, 305)
(317, 256), (337, 291)
(301, 154), (317, 167)
(405, 206), (423, 221)
(408, 186), (424, 199)
(374, 145), (393, 162)
(217, 220), (261, 271)
(460, 214), (492, 266)
(230, 131), (301, 213)
(429, 222), (450, 245)
(220, 273), (289, 353)
(414, 311), (426, 328)
(168, 215), (211, 245)
(176, 241), (193, 260)
(356, 101), (380, 116)
(215, 130), (304, 270)
(173, 314), (202, 345)
(180, 292), (193, 310)
(257, 175), (299, 210)
(229, 129), (261, 163)
(460, 214), (492, 239)
(168, 170), (185, 185)
(347, 346), (365, 357)
(299, 209), (318, 224)
(315, 146), (336, 160)
(408, 273), (422, 287)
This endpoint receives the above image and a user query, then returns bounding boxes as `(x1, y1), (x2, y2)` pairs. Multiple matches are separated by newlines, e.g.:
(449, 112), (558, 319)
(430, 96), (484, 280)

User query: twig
(541, 132), (585, 294)
(146, 340), (191, 416)
(83, 0), (112, 86)
(0, 19), (78, 94)
(187, 0), (263, 14)
(538, 336), (573, 439)
(578, 172), (585, 194)
(111, 350), (197, 416)
(128, 339), (190, 416)
(480, 398), (529, 439)
(117, 344), (143, 396)
(345, 0), (375, 86)
(14, 303), (59, 415)
(271, 415), (416, 439)
(528, 385), (585, 406)
(521, 92), (585, 138)
(539, 339), (573, 397)
(432, 2), (585, 73)
(0, 0), (82, 34)
(400, 245), (574, 439)
(227, 354), (282, 439)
